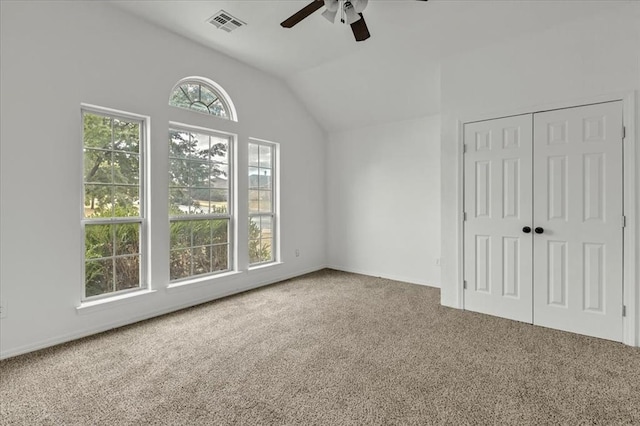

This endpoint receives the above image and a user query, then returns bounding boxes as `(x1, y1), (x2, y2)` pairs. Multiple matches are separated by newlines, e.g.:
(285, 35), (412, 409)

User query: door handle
(535, 227), (544, 234)
(522, 226), (531, 233)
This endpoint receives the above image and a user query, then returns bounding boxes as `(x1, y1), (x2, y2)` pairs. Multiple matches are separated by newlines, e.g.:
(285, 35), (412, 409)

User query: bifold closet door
(463, 115), (533, 323)
(532, 101), (624, 341)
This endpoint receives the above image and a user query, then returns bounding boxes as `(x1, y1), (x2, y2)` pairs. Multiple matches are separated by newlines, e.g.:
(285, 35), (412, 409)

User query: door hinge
(463, 280), (468, 290)
(622, 305), (626, 317)
(622, 215), (626, 228)
(622, 126), (626, 140)
(463, 144), (467, 154)
(463, 212), (467, 221)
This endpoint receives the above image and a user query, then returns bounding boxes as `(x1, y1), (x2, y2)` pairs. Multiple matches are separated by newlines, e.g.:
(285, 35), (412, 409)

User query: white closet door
(464, 115), (533, 322)
(533, 101), (623, 341)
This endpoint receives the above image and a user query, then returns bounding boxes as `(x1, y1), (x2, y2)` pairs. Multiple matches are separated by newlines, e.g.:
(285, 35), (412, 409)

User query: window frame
(248, 139), (279, 267)
(168, 77), (237, 122)
(80, 104), (148, 302)
(168, 122), (235, 282)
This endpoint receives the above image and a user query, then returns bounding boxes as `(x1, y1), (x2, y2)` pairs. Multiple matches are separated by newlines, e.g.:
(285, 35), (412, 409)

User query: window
(249, 141), (277, 266)
(82, 109), (145, 299)
(169, 78), (234, 120)
(169, 127), (233, 281)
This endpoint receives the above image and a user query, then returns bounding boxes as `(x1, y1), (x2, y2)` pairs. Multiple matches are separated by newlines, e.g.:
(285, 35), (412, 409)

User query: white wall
(439, 6), (640, 343)
(0, 1), (327, 358)
(327, 116), (441, 287)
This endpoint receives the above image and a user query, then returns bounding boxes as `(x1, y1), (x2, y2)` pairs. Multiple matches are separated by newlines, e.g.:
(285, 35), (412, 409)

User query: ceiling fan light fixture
(343, 1), (361, 25)
(321, 8), (338, 23)
(354, 0), (369, 14)
(324, 0), (340, 12)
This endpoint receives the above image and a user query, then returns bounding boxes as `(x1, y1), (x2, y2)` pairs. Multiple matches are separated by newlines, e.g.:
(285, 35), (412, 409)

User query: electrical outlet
(0, 300), (6, 319)
(295, 249), (300, 257)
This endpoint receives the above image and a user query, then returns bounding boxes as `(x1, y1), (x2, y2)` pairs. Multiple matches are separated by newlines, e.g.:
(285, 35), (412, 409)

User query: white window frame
(248, 138), (279, 267)
(80, 105), (148, 302)
(168, 76), (238, 122)
(168, 122), (235, 282)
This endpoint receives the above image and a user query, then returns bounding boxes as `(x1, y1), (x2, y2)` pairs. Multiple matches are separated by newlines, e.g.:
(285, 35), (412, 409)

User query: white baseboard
(326, 264), (440, 289)
(0, 265), (327, 360)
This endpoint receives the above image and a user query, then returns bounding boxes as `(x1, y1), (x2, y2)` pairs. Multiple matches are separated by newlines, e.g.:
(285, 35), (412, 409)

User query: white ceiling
(112, 0), (623, 132)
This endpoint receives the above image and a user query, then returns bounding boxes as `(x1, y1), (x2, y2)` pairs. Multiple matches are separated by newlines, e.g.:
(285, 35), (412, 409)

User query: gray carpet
(1, 269), (639, 425)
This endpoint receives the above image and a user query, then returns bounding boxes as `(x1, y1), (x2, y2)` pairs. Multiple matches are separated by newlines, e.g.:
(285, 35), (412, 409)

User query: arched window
(169, 77), (237, 121)
(168, 76), (237, 282)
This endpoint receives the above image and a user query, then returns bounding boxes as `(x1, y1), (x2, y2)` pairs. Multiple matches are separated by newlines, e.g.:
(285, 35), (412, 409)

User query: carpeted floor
(1, 269), (639, 425)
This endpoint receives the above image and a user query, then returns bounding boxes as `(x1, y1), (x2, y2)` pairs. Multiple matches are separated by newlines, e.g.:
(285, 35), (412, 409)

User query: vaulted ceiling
(112, 0), (622, 132)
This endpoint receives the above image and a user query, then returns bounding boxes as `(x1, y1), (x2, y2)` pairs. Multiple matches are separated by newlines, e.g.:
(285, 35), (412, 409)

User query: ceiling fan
(280, 0), (428, 42)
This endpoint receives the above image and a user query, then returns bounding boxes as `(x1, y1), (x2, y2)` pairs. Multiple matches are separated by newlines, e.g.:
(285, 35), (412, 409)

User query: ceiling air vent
(207, 10), (246, 33)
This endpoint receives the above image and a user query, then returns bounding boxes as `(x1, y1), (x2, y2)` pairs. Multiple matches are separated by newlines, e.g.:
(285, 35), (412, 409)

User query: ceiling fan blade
(350, 13), (370, 42)
(280, 0), (325, 28)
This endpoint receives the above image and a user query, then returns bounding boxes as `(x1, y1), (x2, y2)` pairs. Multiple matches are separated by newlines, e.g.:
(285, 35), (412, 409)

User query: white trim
(232, 132), (239, 272)
(248, 137), (279, 145)
(168, 120), (237, 139)
(327, 264), (440, 288)
(622, 92), (638, 346)
(274, 141), (281, 263)
(80, 103), (150, 121)
(456, 119), (465, 309)
(458, 92), (635, 126)
(76, 290), (157, 314)
(248, 261), (284, 273)
(1, 266), (327, 360)
(166, 270), (243, 291)
(456, 91), (638, 347)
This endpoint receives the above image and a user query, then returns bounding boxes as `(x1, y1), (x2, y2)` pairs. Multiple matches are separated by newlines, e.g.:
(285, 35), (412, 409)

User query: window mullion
(112, 256), (116, 294)
(83, 217), (142, 225)
(169, 214), (230, 222)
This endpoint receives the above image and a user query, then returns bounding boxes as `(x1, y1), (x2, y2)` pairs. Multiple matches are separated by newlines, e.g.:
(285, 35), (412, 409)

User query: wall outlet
(0, 300), (6, 319)
(435, 258), (441, 266)
(295, 249), (300, 257)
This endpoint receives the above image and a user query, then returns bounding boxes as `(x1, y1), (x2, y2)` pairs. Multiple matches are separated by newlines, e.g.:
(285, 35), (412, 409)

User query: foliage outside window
(82, 110), (144, 299)
(169, 81), (230, 119)
(249, 141), (276, 265)
(169, 128), (232, 281)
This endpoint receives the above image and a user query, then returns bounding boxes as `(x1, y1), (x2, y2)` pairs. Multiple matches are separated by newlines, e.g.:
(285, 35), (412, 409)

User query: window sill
(248, 261), (284, 272)
(76, 289), (157, 315)
(166, 270), (244, 291)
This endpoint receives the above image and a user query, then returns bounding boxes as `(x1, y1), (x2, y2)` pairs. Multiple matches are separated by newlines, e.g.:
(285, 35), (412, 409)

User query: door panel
(464, 115), (533, 322)
(533, 101), (623, 341)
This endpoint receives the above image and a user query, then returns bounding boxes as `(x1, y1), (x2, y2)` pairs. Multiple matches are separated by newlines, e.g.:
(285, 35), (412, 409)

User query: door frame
(456, 91), (638, 347)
